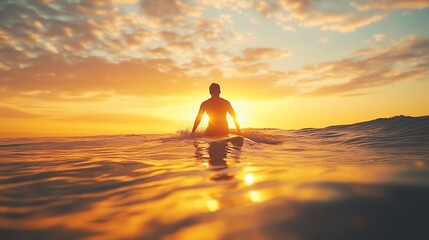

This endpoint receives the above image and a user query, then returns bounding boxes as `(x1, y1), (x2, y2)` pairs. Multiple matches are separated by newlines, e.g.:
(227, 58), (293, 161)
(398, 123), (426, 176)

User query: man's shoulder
(201, 98), (211, 105)
(204, 97), (230, 104)
(201, 98), (212, 108)
(220, 98), (231, 105)
(213, 97), (229, 104)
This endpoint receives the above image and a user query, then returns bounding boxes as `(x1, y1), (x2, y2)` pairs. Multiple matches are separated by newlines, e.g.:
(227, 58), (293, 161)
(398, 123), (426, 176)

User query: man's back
(202, 97), (231, 136)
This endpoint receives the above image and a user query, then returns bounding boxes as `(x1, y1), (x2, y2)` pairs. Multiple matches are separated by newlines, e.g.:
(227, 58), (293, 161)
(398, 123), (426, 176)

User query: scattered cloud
(197, 0), (251, 11)
(0, 0), (428, 105)
(140, 0), (203, 27)
(252, 0), (385, 32)
(276, 36), (429, 96)
(58, 112), (172, 125)
(236, 48), (291, 63)
(0, 56), (184, 97)
(0, 106), (42, 119)
(1, 32), (428, 103)
(253, 0), (428, 32)
(0, 0), (241, 72)
(373, 34), (385, 42)
(352, 0), (429, 11)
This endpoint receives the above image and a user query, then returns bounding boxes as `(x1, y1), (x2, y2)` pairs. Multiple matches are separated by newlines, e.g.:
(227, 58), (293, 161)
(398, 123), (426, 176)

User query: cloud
(17, 90), (117, 102)
(0, 56), (187, 97)
(0, 0), (247, 75)
(277, 36), (429, 96)
(321, 14), (385, 32)
(2, 34), (429, 103)
(166, 41), (195, 52)
(233, 47), (290, 65)
(373, 34), (385, 42)
(0, 1), (132, 68)
(249, 36), (429, 97)
(252, 0), (385, 32)
(253, 0), (428, 32)
(147, 47), (171, 57)
(243, 48), (291, 60)
(0, 106), (42, 119)
(0, 0), (428, 107)
(139, 0), (202, 28)
(197, 0), (251, 11)
(58, 112), (172, 125)
(112, 0), (139, 4)
(141, 0), (196, 17)
(352, 0), (429, 11)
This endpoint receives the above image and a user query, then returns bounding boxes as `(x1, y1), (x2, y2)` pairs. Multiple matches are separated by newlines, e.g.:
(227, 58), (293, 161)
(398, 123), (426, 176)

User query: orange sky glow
(1, 0), (429, 137)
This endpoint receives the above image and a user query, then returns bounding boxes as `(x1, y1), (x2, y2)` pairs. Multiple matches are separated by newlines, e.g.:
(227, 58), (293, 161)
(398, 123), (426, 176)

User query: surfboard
(196, 134), (244, 146)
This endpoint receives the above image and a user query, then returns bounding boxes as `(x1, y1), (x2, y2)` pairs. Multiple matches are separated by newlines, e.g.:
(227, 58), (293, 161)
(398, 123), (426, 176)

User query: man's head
(209, 83), (221, 96)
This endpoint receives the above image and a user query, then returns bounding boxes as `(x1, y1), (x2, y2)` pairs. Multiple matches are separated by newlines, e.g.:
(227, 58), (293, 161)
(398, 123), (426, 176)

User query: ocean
(1, 115), (429, 240)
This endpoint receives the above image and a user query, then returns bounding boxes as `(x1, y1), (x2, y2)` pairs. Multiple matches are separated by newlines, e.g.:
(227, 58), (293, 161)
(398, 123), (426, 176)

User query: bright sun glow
(244, 174), (255, 185)
(205, 199), (219, 212)
(248, 190), (261, 203)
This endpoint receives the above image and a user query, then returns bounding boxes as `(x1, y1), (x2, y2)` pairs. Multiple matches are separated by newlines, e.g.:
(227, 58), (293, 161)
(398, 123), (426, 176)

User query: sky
(1, 0), (429, 137)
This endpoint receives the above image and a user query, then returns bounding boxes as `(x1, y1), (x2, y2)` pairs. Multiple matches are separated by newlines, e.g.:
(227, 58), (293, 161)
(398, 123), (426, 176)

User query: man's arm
(227, 103), (241, 135)
(191, 104), (205, 135)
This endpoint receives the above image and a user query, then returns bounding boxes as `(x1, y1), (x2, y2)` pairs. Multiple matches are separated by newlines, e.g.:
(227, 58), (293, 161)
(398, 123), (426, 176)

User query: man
(191, 83), (241, 137)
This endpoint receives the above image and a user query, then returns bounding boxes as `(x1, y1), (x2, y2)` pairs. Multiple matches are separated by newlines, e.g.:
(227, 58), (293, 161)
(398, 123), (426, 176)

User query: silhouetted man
(191, 83), (241, 137)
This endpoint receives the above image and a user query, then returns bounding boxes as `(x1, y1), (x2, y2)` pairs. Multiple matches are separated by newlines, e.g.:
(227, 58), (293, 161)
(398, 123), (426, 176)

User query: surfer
(191, 83), (241, 137)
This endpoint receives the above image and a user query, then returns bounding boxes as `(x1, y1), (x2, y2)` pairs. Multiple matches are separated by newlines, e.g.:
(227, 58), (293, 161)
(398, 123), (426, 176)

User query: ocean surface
(1, 115), (429, 240)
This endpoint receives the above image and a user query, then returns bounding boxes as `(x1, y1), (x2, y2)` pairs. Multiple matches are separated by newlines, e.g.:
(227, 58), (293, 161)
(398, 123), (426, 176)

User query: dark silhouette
(191, 83), (241, 137)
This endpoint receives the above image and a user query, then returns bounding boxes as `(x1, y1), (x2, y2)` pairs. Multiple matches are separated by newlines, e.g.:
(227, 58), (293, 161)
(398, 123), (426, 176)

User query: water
(1, 116), (429, 240)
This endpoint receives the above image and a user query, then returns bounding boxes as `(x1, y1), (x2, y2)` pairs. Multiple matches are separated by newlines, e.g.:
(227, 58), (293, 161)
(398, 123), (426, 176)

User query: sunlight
(205, 199), (219, 212)
(248, 190), (261, 203)
(244, 173), (255, 185)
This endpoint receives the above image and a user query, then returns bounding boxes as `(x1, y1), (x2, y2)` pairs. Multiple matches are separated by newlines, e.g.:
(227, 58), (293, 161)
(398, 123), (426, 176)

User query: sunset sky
(1, 0), (429, 137)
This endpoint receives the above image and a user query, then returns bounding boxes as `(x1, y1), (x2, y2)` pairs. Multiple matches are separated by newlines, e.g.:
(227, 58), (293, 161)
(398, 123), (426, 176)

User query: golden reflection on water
(244, 173), (255, 185)
(164, 221), (225, 240)
(1, 135), (428, 240)
(190, 139), (418, 212)
(205, 199), (219, 212)
(415, 160), (425, 168)
(248, 190), (261, 202)
(1, 154), (419, 240)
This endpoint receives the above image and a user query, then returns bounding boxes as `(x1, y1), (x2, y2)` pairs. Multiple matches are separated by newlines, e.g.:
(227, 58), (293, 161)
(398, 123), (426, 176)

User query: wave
(241, 129), (286, 144)
(171, 128), (285, 145)
(170, 115), (429, 147)
(297, 115), (429, 148)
